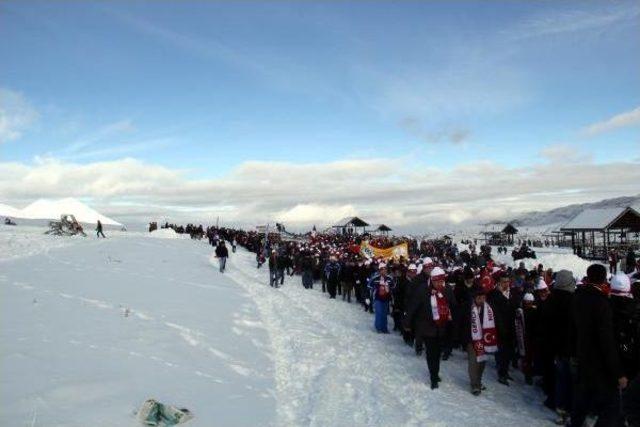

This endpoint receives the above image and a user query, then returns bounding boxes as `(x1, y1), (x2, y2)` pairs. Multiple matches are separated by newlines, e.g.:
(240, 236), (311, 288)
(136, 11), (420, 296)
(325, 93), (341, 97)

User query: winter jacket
(542, 288), (575, 359)
(406, 284), (454, 339)
(572, 284), (623, 391)
(367, 273), (396, 302)
(215, 245), (229, 258)
(488, 289), (516, 348)
(610, 295), (639, 379)
(324, 261), (341, 284)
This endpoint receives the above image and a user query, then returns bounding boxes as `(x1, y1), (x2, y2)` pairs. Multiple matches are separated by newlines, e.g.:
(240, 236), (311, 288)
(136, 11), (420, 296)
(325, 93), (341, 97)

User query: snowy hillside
(0, 227), (561, 426)
(15, 198), (122, 226)
(503, 194), (640, 227)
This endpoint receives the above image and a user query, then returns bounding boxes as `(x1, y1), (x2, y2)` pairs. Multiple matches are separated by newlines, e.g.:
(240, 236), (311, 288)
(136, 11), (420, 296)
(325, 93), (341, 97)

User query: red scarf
(471, 302), (498, 362)
(430, 289), (451, 327)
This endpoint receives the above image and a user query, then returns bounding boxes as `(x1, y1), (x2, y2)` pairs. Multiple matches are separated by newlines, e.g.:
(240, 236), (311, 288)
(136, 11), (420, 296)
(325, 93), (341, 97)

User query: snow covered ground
(2, 226), (559, 426)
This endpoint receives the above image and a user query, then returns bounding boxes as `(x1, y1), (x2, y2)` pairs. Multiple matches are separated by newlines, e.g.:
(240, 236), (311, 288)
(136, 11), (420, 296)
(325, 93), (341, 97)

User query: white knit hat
(535, 280), (548, 291)
(430, 266), (446, 279)
(408, 264), (417, 271)
(422, 257), (434, 266)
(523, 293), (535, 302)
(611, 274), (631, 297)
(378, 262), (387, 269)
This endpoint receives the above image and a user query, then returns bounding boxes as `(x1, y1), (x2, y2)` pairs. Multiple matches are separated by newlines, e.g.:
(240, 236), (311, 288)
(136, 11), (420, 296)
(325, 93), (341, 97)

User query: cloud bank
(2, 156), (638, 231)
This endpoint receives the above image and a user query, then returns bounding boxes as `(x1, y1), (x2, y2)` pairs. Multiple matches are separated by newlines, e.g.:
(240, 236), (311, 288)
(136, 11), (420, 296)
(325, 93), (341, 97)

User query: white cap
(422, 257), (434, 266)
(535, 280), (548, 291)
(379, 262), (387, 269)
(523, 293), (535, 302)
(611, 274), (631, 296)
(408, 264), (417, 271)
(430, 266), (446, 279)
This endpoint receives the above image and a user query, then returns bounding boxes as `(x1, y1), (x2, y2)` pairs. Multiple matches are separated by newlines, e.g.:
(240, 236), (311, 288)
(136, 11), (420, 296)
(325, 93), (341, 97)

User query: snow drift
(19, 198), (122, 226)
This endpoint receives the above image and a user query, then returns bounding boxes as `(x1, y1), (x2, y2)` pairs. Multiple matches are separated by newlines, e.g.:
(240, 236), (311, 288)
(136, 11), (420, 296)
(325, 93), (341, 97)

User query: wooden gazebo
(560, 206), (640, 260)
(376, 224), (392, 236)
(332, 217), (370, 236)
(502, 224), (518, 245)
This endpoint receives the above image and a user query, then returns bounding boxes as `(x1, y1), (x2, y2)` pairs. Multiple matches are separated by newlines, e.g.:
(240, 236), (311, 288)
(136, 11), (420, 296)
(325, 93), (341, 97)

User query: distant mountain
(1, 198), (122, 226)
(506, 195), (640, 227)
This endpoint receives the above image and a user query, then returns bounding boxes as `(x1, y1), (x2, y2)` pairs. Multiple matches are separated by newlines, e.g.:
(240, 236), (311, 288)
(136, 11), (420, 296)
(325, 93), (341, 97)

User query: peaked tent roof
(333, 216), (369, 227)
(560, 207), (640, 231)
(376, 224), (392, 231)
(502, 224), (518, 234)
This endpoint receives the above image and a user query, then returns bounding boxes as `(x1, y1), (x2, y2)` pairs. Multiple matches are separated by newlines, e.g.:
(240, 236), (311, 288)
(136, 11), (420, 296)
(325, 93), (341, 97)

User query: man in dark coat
(405, 258), (433, 356)
(324, 256), (341, 299)
(405, 267), (454, 389)
(488, 271), (516, 385)
(571, 264), (627, 427)
(540, 269), (576, 423)
(215, 240), (229, 273)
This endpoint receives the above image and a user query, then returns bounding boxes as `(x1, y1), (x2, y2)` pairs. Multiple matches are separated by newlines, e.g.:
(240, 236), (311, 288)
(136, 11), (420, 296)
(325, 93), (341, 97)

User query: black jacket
(488, 289), (516, 347)
(405, 285), (454, 339)
(215, 245), (229, 258)
(572, 285), (623, 390)
(541, 289), (575, 359)
(610, 295), (639, 379)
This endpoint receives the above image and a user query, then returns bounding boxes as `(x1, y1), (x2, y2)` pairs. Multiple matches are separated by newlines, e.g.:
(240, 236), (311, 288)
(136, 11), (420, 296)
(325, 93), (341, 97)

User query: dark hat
(586, 264), (607, 284)
(471, 285), (486, 297)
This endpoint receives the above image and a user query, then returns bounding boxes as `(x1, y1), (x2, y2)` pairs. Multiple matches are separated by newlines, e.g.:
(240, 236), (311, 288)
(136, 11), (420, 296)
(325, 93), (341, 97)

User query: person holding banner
(368, 262), (396, 333)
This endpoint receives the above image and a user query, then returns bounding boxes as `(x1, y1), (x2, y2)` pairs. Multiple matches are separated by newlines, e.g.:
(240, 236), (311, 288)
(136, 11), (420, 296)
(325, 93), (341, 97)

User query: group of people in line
(168, 224), (640, 426)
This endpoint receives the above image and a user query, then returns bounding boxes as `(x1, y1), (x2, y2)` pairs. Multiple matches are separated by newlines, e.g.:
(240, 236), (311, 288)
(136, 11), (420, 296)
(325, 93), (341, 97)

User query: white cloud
(539, 144), (591, 163)
(507, 2), (640, 40)
(581, 106), (640, 136)
(2, 155), (639, 231)
(0, 88), (38, 144)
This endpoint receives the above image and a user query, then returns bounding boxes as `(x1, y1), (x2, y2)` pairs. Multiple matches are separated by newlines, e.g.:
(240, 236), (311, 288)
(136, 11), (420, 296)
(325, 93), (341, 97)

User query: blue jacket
(368, 273), (396, 302)
(324, 261), (341, 283)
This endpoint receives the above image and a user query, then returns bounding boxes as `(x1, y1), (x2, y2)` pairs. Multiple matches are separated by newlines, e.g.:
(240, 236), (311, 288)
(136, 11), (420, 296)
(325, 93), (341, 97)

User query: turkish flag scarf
(470, 302), (498, 362)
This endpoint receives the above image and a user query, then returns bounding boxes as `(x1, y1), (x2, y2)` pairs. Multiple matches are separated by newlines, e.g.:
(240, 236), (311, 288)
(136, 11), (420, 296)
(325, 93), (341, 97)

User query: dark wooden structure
(480, 223), (518, 246)
(559, 206), (640, 260)
(375, 224), (392, 236)
(332, 217), (370, 236)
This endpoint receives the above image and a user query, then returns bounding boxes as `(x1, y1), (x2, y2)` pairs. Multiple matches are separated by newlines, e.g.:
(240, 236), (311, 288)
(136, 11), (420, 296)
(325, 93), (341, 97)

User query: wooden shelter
(375, 224), (392, 236)
(480, 223), (518, 246)
(501, 224), (518, 245)
(332, 217), (370, 236)
(559, 206), (640, 260)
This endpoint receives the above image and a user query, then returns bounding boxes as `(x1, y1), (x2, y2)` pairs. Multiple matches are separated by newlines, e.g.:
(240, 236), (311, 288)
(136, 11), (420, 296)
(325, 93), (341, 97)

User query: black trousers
(327, 281), (337, 298)
(424, 336), (443, 384)
(495, 344), (513, 378)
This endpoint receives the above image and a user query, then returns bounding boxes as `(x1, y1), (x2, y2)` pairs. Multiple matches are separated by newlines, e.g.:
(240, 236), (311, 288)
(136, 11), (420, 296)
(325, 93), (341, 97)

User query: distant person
(96, 220), (106, 238)
(215, 240), (229, 273)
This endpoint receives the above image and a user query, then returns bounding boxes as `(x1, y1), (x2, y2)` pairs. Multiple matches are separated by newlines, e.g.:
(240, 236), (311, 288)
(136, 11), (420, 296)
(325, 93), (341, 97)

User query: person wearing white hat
(368, 261), (396, 333)
(405, 266), (453, 389)
(609, 274), (638, 381)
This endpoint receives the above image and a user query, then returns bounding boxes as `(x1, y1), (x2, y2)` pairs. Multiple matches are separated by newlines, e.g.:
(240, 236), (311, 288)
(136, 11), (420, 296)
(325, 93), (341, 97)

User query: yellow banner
(360, 241), (409, 260)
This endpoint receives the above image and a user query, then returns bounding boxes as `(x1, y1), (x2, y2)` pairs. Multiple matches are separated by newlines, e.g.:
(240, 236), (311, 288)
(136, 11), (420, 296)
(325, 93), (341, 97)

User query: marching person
(459, 285), (498, 395)
(571, 264), (626, 427)
(369, 262), (396, 333)
(324, 255), (341, 299)
(406, 266), (453, 389)
(215, 240), (229, 273)
(488, 271), (517, 385)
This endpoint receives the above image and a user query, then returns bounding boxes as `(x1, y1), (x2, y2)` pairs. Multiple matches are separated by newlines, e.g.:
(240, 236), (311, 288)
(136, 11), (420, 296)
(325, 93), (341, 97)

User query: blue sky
(1, 1), (639, 227)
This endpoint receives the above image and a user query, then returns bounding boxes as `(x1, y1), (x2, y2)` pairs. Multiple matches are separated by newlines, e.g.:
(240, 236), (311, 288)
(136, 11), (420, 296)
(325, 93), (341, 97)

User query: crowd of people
(159, 223), (640, 426)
